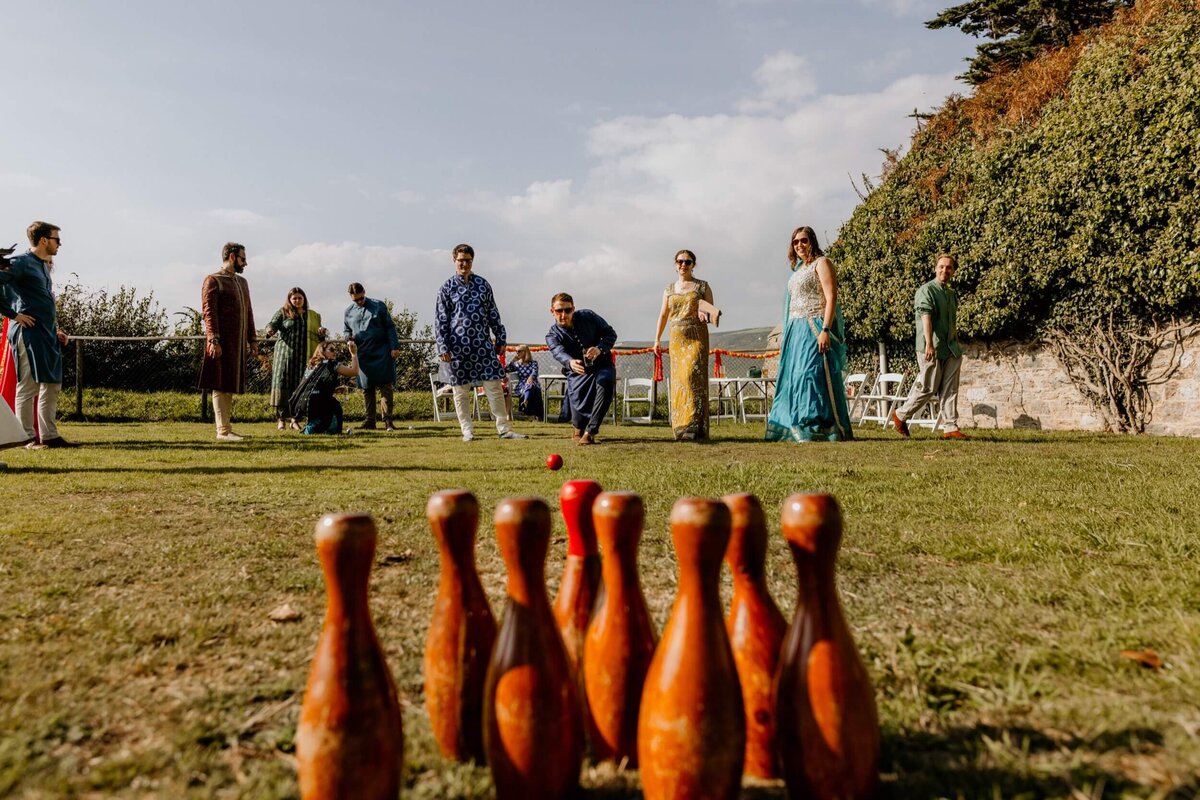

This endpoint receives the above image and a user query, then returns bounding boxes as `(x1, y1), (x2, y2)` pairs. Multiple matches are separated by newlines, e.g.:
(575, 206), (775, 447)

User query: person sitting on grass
(293, 341), (359, 435)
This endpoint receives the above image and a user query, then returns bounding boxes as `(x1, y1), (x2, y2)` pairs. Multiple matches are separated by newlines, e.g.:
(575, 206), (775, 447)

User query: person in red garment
(197, 242), (257, 441)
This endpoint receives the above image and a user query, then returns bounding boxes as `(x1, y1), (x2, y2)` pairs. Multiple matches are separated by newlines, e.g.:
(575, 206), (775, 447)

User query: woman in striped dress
(265, 287), (326, 430)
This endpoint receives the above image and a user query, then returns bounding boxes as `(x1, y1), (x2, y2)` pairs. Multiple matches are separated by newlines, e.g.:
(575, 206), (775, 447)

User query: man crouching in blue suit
(544, 292), (617, 446)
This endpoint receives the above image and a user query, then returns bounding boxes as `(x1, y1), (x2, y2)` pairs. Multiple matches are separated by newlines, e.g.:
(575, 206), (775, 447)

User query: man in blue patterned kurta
(434, 244), (526, 442)
(0, 221), (77, 449)
(344, 282), (400, 431)
(545, 292), (618, 446)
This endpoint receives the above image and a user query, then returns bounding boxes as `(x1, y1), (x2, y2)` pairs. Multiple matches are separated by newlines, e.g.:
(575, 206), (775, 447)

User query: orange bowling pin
(484, 497), (584, 800)
(638, 497), (745, 800)
(553, 479), (603, 677)
(723, 493), (788, 780)
(296, 513), (403, 799)
(775, 493), (880, 799)
(582, 491), (656, 765)
(424, 490), (497, 763)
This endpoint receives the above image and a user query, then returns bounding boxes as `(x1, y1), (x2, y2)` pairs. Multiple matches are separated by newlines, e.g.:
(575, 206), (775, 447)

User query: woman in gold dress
(652, 249), (716, 441)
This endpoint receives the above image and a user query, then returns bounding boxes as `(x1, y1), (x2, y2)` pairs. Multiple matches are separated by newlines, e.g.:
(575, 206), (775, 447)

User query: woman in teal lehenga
(765, 226), (854, 442)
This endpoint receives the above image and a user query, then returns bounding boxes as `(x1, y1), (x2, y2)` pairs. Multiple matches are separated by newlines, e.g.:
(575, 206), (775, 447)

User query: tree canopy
(928, 0), (1135, 83)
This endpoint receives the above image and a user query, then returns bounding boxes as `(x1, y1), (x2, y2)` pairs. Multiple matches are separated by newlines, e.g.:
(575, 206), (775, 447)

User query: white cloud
(391, 189), (425, 204)
(0, 173), (45, 190)
(455, 69), (960, 341)
(736, 51), (817, 114)
(207, 208), (267, 226)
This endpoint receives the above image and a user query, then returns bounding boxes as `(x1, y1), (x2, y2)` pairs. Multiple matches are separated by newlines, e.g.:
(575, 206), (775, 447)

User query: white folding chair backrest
(845, 372), (868, 420)
(858, 372), (906, 427)
(430, 372), (456, 423)
(623, 377), (654, 423)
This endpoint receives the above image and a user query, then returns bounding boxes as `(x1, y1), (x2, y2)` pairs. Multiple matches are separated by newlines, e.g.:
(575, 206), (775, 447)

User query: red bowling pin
(723, 493), (788, 780)
(582, 491), (656, 765)
(775, 493), (880, 799)
(484, 497), (584, 800)
(553, 479), (603, 678)
(638, 497), (745, 800)
(296, 513), (403, 800)
(423, 490), (497, 763)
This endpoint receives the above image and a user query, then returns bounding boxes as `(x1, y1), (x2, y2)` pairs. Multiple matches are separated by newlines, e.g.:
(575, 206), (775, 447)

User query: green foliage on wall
(834, 0), (1200, 361)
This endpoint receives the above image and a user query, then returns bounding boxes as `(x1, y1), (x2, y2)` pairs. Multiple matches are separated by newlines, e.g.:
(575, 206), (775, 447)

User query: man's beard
(233, 264), (245, 274)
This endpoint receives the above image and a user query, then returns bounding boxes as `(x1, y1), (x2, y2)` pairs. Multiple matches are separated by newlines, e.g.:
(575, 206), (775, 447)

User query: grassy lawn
(1, 419), (1197, 798)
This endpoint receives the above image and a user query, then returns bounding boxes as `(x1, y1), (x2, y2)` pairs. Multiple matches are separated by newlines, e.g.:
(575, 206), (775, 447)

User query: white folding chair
(709, 379), (738, 424)
(622, 378), (655, 423)
(738, 378), (770, 423)
(844, 373), (869, 421)
(907, 399), (944, 431)
(542, 375), (567, 422)
(857, 372), (906, 427)
(429, 372), (456, 422)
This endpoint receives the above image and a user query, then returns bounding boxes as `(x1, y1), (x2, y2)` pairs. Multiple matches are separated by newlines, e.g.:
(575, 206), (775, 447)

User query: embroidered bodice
(787, 263), (825, 319)
(666, 279), (707, 326)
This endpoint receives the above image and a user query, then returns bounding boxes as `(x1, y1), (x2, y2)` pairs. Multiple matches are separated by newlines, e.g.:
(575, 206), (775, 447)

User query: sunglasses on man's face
(552, 307), (575, 314)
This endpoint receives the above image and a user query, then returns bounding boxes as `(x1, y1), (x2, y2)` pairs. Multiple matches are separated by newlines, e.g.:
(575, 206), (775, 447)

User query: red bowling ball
(546, 453), (564, 471)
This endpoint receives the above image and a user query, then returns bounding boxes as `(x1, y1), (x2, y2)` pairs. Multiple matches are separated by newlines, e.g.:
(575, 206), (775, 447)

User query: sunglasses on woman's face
(793, 237), (810, 245)
(676, 259), (694, 266)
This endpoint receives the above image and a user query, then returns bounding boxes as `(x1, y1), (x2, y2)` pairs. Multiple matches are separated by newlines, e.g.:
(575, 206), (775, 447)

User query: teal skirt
(766, 314), (854, 442)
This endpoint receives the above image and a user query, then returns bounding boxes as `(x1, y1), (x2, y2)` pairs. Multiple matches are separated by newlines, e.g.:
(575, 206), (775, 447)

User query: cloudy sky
(2, 0), (973, 343)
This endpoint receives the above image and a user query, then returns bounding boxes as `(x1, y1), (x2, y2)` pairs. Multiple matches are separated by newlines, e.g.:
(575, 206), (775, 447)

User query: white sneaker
(462, 433), (476, 442)
(216, 432), (245, 442)
(499, 430), (527, 440)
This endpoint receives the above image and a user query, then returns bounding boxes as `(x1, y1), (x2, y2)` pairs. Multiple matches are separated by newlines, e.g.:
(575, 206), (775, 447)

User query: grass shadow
(885, 723), (1190, 798)
(8, 463), (468, 475)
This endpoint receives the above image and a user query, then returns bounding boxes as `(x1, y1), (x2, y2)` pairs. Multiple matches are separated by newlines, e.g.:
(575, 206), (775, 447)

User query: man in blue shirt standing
(434, 243), (526, 442)
(0, 221), (76, 449)
(344, 282), (400, 431)
(545, 292), (618, 446)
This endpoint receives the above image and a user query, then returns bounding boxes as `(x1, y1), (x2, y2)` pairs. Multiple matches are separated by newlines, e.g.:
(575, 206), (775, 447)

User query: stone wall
(955, 326), (1200, 436)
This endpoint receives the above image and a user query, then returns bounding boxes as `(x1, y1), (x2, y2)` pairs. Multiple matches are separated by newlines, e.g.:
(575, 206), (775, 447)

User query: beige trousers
(212, 390), (235, 436)
(895, 354), (961, 432)
(452, 380), (512, 437)
(14, 330), (60, 441)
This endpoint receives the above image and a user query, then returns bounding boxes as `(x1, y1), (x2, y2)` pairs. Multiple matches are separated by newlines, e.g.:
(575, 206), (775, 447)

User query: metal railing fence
(60, 335), (786, 422)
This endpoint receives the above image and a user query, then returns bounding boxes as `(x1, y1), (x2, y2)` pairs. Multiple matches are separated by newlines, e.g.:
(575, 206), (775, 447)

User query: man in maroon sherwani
(197, 242), (256, 441)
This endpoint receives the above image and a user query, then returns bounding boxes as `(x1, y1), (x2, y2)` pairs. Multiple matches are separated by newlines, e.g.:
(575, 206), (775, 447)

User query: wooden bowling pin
(423, 490), (497, 763)
(484, 497), (584, 800)
(553, 479), (603, 678)
(638, 498), (745, 800)
(723, 493), (788, 781)
(775, 493), (880, 799)
(582, 491), (656, 765)
(296, 513), (403, 800)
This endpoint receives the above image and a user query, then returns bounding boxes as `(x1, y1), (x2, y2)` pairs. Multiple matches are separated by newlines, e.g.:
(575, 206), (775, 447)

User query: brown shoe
(942, 430), (968, 440)
(572, 428), (583, 443)
(889, 410), (910, 438)
(578, 431), (595, 446)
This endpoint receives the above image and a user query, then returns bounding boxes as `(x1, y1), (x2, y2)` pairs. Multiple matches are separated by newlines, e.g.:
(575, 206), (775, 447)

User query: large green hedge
(833, 0), (1200, 354)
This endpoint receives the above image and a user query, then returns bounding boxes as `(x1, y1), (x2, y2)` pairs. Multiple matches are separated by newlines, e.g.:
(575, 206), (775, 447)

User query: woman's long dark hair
(787, 226), (823, 269)
(281, 287), (309, 320)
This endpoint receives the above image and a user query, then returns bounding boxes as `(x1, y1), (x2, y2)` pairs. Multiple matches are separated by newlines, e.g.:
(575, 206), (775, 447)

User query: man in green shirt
(890, 254), (967, 439)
